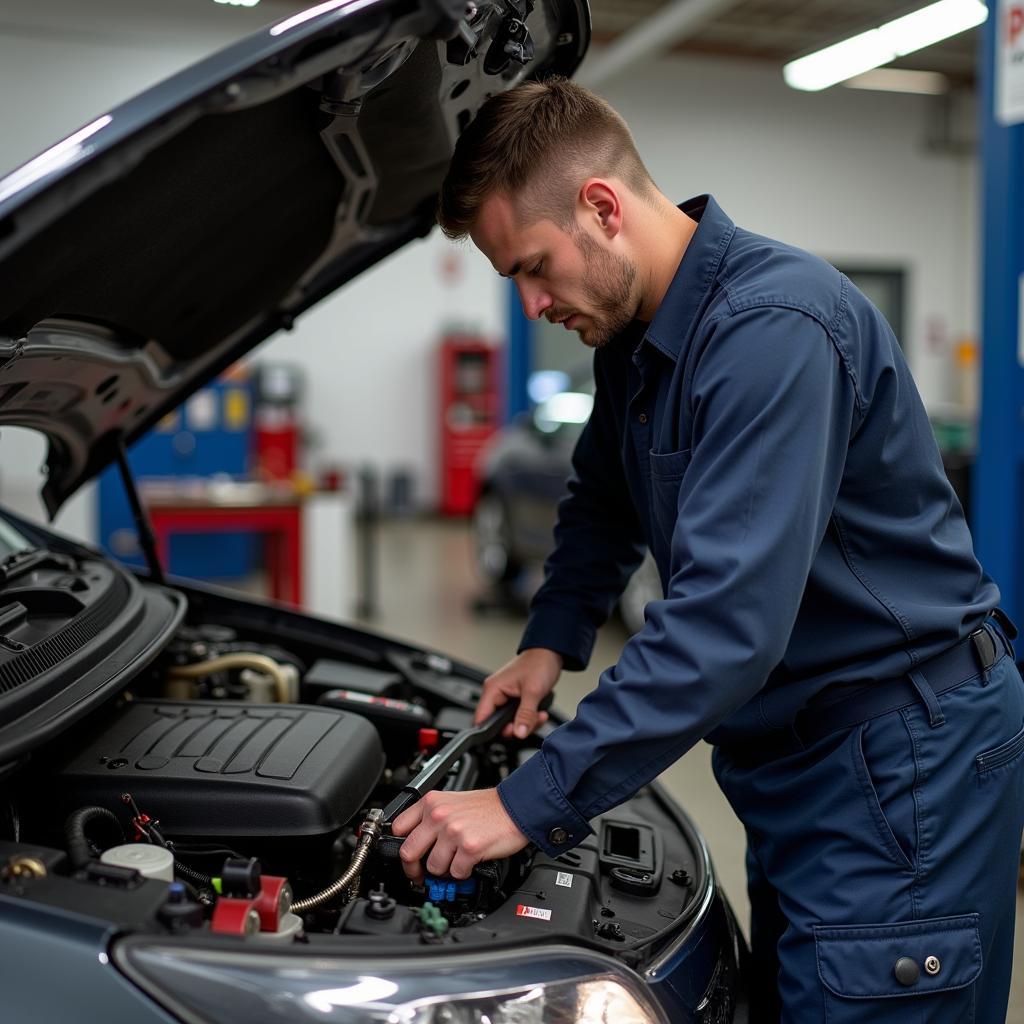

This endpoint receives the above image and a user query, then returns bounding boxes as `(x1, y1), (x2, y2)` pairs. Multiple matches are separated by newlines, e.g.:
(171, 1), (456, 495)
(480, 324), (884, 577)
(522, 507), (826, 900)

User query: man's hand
(475, 647), (563, 738)
(391, 789), (529, 882)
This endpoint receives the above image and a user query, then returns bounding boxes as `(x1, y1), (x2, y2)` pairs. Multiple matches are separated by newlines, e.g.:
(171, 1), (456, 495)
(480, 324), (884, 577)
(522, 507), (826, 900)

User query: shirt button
(548, 827), (570, 845)
(638, 412), (648, 424)
(894, 957), (920, 986)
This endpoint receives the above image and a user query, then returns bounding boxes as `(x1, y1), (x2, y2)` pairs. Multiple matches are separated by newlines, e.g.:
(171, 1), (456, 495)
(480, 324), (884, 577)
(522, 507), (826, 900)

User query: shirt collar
(643, 194), (736, 362)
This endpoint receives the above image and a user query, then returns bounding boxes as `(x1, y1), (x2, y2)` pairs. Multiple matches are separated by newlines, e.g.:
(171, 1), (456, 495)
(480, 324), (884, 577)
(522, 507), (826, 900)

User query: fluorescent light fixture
(784, 0), (987, 92)
(843, 68), (950, 93)
(214, 0), (260, 6)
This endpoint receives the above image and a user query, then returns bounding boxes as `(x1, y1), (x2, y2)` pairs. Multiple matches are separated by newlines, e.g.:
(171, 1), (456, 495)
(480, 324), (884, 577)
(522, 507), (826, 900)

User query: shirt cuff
(518, 606), (596, 672)
(497, 749), (593, 857)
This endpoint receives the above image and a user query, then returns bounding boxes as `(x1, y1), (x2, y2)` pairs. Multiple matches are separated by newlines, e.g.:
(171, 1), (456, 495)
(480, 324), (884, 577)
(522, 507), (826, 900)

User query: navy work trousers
(713, 652), (1024, 1022)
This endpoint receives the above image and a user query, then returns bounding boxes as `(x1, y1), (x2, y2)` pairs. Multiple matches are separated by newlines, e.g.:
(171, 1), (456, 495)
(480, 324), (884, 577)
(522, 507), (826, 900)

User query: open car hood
(0, 0), (589, 516)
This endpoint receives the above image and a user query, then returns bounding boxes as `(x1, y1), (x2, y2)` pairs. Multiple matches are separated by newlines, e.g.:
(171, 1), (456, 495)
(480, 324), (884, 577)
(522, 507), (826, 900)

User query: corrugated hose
(291, 809), (384, 914)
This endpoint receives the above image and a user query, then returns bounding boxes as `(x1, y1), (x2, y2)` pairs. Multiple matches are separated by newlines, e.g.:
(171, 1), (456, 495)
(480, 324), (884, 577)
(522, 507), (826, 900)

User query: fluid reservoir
(100, 843), (175, 881)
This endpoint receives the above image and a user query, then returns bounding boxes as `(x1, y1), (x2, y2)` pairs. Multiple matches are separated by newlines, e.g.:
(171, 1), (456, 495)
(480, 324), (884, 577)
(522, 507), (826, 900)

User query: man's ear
(579, 179), (622, 239)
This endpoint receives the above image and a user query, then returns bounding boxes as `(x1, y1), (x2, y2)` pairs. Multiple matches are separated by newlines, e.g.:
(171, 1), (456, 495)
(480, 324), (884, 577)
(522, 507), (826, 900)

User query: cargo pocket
(814, 914), (981, 1023)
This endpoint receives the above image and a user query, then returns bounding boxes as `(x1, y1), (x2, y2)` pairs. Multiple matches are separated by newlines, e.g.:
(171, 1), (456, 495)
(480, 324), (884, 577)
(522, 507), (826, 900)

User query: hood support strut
(115, 435), (165, 586)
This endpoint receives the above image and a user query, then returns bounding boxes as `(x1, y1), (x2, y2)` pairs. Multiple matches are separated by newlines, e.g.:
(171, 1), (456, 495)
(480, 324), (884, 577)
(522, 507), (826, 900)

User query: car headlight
(114, 940), (669, 1024)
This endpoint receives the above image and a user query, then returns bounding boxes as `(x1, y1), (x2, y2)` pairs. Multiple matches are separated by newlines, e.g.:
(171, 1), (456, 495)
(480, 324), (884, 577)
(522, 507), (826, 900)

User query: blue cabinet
(98, 378), (256, 578)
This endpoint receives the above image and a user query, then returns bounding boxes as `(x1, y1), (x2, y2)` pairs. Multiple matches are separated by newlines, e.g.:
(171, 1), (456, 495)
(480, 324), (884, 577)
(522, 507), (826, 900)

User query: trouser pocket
(975, 719), (1024, 773)
(814, 914), (981, 1023)
(854, 719), (917, 871)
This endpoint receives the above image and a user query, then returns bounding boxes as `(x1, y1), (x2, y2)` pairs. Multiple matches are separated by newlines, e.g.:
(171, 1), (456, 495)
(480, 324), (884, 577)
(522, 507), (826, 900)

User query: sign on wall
(998, 0), (1024, 124)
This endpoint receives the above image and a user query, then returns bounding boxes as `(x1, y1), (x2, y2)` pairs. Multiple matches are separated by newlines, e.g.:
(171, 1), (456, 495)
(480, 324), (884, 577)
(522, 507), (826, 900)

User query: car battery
(301, 660), (405, 702)
(316, 689), (433, 757)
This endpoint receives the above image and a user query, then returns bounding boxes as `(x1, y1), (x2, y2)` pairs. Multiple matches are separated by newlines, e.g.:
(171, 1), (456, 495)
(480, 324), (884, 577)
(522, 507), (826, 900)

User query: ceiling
(587, 0), (979, 86)
(0, 0), (980, 86)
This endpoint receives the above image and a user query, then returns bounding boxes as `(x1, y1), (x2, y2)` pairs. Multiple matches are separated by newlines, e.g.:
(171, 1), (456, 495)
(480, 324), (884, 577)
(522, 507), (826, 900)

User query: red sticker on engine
(515, 904), (552, 921)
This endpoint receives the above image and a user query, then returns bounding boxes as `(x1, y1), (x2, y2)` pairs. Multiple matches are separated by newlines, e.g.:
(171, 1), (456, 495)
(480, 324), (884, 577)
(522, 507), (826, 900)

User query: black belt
(724, 612), (1017, 762)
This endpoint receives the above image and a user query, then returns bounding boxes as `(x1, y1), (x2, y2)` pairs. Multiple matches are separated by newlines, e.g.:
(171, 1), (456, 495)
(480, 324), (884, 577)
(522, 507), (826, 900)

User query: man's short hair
(437, 77), (656, 240)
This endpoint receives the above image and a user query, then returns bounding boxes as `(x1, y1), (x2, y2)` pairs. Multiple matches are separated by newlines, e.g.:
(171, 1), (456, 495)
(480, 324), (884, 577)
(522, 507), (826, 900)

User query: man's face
(470, 192), (638, 349)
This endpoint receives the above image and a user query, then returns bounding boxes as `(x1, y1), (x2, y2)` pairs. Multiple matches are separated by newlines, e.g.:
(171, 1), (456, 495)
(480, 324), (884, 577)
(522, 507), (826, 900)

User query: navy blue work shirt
(497, 194), (998, 857)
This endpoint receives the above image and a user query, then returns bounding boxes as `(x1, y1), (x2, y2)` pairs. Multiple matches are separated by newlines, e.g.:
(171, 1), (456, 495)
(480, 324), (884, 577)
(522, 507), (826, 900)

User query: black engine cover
(52, 700), (384, 839)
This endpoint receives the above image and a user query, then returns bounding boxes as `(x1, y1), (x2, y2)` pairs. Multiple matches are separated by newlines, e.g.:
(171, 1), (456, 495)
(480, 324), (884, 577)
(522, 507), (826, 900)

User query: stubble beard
(572, 229), (639, 349)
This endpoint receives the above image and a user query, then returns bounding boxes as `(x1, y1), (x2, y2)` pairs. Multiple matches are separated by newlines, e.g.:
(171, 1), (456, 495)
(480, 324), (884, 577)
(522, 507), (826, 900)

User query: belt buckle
(969, 625), (999, 674)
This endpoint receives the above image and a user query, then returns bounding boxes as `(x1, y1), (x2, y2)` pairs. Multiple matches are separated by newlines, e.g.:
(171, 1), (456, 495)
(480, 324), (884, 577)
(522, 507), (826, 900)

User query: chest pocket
(647, 448), (692, 561)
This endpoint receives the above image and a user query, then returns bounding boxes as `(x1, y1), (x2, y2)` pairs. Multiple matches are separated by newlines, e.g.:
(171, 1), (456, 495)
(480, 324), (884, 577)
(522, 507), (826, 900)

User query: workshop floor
(344, 516), (1023, 1020)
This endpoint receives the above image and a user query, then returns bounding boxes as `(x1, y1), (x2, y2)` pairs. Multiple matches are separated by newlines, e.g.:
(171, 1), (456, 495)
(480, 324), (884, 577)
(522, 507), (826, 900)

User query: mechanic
(391, 77), (1024, 1021)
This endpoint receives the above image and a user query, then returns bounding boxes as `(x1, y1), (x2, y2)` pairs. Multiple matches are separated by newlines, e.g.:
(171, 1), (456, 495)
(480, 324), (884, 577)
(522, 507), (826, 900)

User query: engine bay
(0, 564), (708, 970)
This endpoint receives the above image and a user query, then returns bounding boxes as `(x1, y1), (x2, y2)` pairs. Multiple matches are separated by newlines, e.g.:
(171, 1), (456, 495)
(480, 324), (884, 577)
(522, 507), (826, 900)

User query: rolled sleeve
(505, 306), (859, 832)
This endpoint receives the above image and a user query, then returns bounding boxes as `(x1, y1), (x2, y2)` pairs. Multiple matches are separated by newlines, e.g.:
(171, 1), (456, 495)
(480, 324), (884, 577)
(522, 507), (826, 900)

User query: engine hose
(174, 859), (213, 889)
(213, 642), (306, 675)
(65, 806), (125, 871)
(167, 653), (291, 703)
(291, 809), (384, 914)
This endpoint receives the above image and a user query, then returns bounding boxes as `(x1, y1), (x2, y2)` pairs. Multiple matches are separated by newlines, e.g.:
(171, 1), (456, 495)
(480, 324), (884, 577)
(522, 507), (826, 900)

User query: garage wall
(0, 10), (978, 538)
(598, 55), (978, 413)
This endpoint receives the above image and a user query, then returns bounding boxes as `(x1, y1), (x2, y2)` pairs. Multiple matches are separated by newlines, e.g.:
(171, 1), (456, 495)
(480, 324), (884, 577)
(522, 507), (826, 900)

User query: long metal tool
(382, 696), (550, 824)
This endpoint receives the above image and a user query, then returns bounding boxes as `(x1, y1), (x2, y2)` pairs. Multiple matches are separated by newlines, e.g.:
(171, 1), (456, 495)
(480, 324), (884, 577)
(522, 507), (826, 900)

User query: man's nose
(517, 280), (552, 321)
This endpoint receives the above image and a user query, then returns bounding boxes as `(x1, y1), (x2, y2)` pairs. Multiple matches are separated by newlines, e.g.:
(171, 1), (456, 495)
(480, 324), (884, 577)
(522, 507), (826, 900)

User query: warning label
(515, 904), (552, 921)
(555, 871), (573, 888)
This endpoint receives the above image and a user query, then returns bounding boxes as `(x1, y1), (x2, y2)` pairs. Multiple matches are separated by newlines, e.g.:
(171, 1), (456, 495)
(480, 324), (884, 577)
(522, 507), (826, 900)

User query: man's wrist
(522, 647), (564, 670)
(497, 751), (593, 856)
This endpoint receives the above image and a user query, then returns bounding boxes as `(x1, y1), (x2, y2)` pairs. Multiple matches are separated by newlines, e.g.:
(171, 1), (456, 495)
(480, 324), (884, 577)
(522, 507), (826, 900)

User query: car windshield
(0, 517), (32, 559)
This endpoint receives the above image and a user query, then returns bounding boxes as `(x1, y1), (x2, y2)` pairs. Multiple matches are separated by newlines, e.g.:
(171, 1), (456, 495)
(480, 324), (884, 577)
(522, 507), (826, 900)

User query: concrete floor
(346, 516), (1023, 1021)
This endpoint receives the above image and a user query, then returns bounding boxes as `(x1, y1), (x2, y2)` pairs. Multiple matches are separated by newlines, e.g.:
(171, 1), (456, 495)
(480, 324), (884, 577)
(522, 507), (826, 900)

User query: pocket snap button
(924, 956), (941, 976)
(894, 957), (920, 986)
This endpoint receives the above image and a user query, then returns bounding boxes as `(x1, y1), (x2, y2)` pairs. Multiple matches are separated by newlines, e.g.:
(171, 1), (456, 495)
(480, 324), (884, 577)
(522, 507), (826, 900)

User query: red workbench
(144, 485), (303, 607)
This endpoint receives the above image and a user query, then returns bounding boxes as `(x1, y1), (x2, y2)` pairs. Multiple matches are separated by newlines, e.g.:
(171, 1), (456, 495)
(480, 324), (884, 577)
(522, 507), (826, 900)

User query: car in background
(475, 367), (662, 633)
(0, 2), (747, 1021)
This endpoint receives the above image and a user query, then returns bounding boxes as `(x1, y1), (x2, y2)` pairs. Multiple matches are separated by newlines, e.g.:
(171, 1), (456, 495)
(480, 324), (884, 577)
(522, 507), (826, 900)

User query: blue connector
(424, 875), (477, 903)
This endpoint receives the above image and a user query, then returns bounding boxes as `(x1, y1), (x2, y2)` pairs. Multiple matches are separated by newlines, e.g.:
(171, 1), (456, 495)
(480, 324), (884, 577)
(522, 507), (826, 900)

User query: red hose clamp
(255, 875), (292, 932)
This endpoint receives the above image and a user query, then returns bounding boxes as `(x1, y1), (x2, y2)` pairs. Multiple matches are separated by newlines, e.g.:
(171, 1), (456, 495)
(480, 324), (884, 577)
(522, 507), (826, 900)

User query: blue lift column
(505, 279), (533, 421)
(975, 1), (1024, 626)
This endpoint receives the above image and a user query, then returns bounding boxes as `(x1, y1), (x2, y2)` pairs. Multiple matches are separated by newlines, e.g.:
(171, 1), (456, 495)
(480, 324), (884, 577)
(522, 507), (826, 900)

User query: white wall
(0, 4), (980, 537)
(254, 236), (505, 505)
(594, 55), (978, 410)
